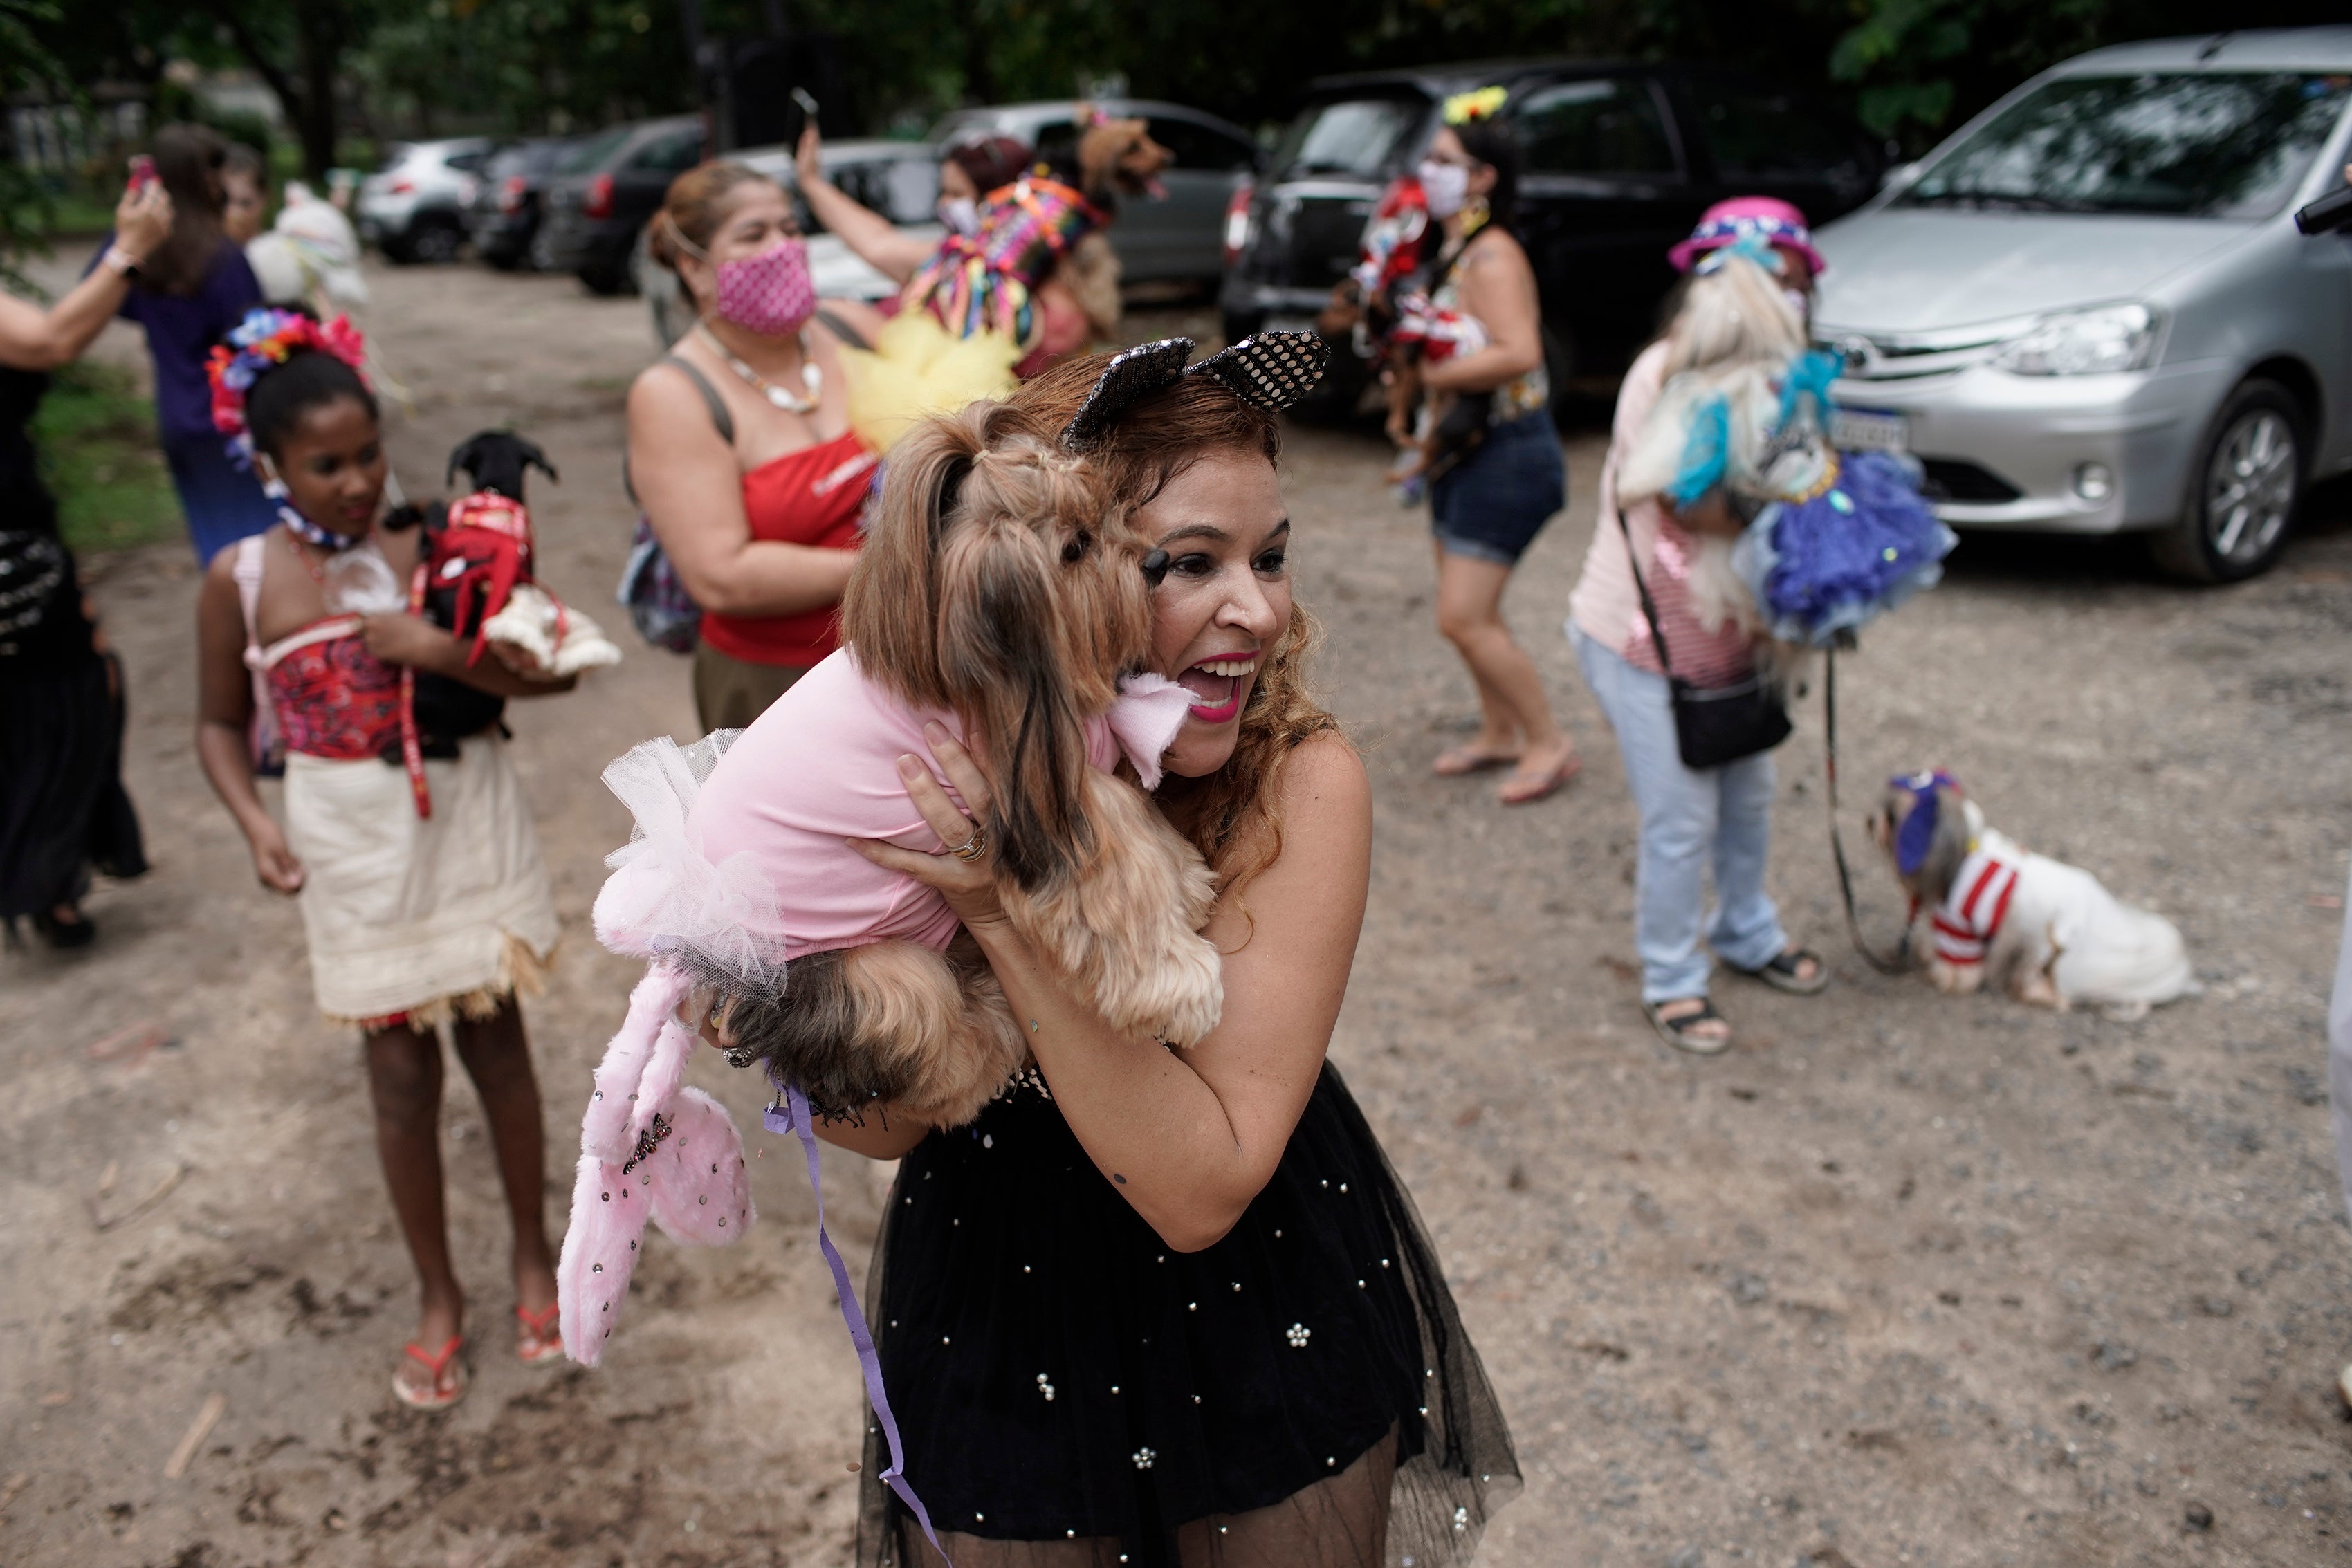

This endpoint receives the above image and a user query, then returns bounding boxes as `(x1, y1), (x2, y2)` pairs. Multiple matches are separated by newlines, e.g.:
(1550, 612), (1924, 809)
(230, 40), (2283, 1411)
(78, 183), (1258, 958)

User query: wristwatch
(101, 244), (143, 279)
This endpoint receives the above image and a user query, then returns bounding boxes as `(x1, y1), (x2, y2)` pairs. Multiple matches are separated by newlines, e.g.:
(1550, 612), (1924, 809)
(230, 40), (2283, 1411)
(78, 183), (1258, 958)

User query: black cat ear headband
(1060, 332), (1328, 584)
(1059, 331), (1330, 454)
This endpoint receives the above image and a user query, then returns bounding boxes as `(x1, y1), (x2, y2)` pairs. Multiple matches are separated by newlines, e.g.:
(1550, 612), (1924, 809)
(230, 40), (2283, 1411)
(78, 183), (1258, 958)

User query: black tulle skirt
(856, 1062), (1519, 1567)
(0, 649), (147, 920)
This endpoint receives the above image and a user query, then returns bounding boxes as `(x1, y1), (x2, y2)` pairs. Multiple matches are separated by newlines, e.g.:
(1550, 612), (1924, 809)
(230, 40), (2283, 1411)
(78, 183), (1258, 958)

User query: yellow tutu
(838, 312), (1021, 454)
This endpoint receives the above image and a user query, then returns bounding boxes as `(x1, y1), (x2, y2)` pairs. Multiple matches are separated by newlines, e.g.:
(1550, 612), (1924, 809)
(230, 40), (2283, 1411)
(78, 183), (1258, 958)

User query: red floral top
(263, 619), (403, 761)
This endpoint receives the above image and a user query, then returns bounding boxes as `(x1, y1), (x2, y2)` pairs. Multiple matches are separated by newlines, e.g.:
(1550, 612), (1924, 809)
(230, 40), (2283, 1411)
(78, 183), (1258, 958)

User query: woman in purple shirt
(111, 125), (272, 563)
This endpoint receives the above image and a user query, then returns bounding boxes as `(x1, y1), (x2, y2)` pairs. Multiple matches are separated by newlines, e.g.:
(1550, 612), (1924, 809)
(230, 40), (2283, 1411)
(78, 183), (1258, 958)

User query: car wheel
(409, 216), (465, 266)
(2150, 378), (2304, 584)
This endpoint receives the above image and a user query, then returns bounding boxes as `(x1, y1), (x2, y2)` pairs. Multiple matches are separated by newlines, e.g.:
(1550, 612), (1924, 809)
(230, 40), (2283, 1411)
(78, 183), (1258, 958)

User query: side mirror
(1879, 161), (1923, 195)
(2295, 185), (2352, 235)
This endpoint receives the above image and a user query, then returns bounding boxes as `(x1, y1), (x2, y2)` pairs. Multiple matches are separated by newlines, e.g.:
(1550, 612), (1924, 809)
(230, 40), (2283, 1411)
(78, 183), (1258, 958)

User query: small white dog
(1870, 770), (2197, 1017)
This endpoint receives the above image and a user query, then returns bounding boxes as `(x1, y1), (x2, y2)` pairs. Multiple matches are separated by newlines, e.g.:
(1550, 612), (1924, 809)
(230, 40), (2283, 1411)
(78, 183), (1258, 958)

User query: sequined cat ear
(1186, 331), (1329, 411)
(1059, 338), (1195, 452)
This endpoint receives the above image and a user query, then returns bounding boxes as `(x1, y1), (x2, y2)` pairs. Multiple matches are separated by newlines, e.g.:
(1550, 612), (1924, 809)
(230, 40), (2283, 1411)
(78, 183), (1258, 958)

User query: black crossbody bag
(1617, 508), (1791, 769)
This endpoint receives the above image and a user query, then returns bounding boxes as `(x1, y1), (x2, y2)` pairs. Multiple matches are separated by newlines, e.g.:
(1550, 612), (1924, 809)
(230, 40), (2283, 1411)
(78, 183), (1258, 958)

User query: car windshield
(558, 127), (634, 175)
(1272, 95), (1424, 180)
(1898, 71), (2352, 219)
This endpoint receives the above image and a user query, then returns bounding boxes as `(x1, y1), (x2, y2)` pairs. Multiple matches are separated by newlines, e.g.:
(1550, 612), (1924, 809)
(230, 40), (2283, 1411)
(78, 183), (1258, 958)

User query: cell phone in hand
(792, 86), (820, 122)
(126, 154), (156, 194)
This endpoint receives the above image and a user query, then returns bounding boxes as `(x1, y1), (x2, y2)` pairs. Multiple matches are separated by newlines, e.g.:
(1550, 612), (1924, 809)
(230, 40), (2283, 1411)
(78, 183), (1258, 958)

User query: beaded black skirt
(856, 1062), (1519, 1567)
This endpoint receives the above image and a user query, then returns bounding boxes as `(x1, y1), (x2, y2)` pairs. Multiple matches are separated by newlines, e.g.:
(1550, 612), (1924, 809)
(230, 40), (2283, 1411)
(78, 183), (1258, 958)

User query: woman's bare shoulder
(1275, 730), (1370, 833)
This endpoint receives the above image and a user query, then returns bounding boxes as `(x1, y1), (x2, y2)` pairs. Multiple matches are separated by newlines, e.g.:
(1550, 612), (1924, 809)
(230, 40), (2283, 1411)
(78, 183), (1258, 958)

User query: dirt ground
(6, 249), (2352, 1568)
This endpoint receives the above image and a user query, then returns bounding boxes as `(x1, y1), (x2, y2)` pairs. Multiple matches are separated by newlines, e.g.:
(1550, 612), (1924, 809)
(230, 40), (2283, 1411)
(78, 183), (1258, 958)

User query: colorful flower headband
(206, 307), (368, 466)
(1444, 86), (1507, 127)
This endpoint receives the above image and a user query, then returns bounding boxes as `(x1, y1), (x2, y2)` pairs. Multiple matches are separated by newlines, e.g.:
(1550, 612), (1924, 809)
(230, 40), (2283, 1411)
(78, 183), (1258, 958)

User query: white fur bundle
(481, 583), (624, 676)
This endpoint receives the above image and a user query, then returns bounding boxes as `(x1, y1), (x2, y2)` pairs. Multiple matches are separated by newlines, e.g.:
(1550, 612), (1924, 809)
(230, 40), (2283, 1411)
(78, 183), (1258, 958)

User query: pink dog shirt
(594, 647), (1194, 975)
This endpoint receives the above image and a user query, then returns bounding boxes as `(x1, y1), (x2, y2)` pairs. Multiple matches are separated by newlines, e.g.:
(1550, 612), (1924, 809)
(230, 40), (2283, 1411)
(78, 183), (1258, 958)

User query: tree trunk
(292, 0), (348, 181)
(208, 0), (346, 181)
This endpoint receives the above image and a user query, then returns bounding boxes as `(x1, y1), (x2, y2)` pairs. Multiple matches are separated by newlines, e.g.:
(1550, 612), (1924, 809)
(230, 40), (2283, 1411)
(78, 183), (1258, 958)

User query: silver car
(1813, 28), (2352, 580)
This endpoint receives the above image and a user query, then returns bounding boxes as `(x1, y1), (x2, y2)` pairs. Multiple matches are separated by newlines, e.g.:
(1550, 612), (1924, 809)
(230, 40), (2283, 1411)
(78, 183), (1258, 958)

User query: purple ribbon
(766, 1082), (950, 1564)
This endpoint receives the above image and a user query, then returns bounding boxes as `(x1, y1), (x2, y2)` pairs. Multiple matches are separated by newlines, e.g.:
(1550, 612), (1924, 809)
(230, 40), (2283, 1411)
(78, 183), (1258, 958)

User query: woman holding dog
(1408, 94), (1580, 806)
(631, 162), (874, 731)
(1565, 199), (1834, 1053)
(751, 342), (1517, 1565)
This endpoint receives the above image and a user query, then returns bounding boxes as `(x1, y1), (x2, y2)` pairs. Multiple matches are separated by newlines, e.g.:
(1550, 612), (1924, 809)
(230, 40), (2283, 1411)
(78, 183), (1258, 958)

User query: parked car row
(1231, 27), (2352, 581)
(361, 98), (1261, 306)
(360, 29), (2352, 580)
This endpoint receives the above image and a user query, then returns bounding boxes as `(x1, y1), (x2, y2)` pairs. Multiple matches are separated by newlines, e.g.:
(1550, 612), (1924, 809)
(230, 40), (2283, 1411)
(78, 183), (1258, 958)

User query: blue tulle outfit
(1660, 347), (1954, 647)
(1732, 450), (1957, 646)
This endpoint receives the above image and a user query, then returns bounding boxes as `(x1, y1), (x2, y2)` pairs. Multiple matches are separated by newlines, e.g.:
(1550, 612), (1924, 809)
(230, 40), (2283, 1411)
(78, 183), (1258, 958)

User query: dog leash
(1822, 643), (1911, 976)
(764, 1081), (950, 1565)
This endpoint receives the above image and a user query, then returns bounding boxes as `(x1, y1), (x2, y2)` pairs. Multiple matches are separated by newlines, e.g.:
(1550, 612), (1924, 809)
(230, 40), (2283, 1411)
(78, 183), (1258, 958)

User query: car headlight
(1992, 302), (2163, 376)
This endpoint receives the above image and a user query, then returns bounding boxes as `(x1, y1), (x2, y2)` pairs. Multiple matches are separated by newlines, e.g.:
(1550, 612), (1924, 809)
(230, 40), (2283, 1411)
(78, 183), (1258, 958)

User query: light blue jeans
(1571, 624), (1788, 1003)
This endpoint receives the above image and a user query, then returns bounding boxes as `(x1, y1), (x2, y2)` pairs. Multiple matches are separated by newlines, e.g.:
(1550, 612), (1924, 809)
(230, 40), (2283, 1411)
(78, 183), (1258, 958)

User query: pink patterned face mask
(712, 238), (816, 337)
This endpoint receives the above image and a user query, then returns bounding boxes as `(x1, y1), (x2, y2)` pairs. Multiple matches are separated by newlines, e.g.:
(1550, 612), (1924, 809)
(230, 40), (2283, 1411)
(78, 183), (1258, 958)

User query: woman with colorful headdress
(194, 308), (576, 1406)
(796, 108), (1172, 377)
(1403, 86), (1582, 808)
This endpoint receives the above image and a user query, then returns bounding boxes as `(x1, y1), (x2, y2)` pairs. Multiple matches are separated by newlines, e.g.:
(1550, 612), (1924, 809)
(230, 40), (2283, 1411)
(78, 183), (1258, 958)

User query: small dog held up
(1869, 769), (2198, 1018)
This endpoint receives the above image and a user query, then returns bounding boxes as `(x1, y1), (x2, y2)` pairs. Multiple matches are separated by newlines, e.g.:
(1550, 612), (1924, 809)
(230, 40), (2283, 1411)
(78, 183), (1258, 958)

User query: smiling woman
(827, 347), (1520, 1568)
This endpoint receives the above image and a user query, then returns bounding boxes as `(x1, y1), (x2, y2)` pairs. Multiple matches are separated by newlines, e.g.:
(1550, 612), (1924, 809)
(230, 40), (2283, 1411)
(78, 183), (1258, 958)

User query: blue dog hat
(1889, 769), (1960, 876)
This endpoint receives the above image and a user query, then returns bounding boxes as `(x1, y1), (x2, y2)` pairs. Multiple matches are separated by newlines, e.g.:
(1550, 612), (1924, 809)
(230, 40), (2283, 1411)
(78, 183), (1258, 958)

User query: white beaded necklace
(697, 322), (821, 414)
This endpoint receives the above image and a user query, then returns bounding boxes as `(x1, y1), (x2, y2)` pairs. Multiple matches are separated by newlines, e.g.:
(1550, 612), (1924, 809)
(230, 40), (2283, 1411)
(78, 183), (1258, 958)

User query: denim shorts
(1429, 409), (1566, 566)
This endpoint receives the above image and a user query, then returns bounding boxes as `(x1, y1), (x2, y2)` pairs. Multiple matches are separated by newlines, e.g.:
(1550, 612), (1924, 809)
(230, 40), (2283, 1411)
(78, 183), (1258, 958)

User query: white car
(1813, 27), (2352, 581)
(639, 139), (943, 348)
(356, 138), (496, 265)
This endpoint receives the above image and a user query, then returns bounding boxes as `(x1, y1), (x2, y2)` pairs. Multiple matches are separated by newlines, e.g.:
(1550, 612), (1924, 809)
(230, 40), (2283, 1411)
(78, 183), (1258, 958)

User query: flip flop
(1433, 744), (1521, 777)
(1498, 754), (1581, 806)
(1731, 948), (1831, 995)
(515, 1302), (564, 1365)
(1642, 997), (1732, 1056)
(392, 1335), (468, 1410)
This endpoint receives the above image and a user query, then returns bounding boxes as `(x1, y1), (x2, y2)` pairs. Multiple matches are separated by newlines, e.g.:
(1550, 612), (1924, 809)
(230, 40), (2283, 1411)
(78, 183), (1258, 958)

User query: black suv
(539, 116), (707, 295)
(1222, 61), (1888, 405)
(466, 136), (578, 270)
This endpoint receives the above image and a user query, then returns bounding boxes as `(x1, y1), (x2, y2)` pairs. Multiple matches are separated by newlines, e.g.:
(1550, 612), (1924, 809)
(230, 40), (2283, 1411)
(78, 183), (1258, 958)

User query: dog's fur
(715, 398), (1221, 1129)
(1868, 775), (2196, 1017)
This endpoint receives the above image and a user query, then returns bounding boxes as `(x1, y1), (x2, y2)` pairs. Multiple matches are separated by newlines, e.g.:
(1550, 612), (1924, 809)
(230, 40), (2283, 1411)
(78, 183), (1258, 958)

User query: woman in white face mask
(1407, 96), (1581, 807)
(793, 125), (1031, 290)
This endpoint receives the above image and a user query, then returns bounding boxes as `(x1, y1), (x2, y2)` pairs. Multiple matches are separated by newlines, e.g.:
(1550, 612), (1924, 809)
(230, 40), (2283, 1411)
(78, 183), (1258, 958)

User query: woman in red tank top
(628, 161), (874, 731)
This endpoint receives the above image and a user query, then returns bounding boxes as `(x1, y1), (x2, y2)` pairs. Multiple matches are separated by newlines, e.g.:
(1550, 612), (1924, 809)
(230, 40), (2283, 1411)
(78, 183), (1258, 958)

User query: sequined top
(1431, 247), (1549, 425)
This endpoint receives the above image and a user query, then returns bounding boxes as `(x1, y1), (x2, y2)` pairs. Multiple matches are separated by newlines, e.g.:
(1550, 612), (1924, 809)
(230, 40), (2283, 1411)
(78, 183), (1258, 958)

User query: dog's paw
(1927, 959), (1977, 995)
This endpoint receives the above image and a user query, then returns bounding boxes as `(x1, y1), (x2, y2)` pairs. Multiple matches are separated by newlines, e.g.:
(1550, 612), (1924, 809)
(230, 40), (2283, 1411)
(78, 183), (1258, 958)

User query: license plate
(1832, 406), (1908, 454)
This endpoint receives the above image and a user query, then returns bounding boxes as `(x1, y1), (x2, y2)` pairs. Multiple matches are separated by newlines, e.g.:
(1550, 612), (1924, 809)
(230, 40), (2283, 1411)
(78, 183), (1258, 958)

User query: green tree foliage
(0, 0), (66, 282)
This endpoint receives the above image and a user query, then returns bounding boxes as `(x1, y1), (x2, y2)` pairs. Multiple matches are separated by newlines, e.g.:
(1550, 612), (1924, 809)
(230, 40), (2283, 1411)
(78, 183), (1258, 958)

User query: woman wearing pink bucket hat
(1666, 195), (1828, 282)
(1561, 196), (1835, 1054)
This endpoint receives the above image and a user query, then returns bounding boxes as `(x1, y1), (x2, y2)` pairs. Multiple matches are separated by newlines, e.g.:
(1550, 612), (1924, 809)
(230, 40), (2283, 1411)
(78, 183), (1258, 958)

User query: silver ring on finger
(949, 822), (989, 862)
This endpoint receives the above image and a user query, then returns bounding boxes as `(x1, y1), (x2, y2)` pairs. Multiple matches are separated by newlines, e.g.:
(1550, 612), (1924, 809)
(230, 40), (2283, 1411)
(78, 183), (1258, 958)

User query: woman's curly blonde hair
(1003, 354), (1344, 903)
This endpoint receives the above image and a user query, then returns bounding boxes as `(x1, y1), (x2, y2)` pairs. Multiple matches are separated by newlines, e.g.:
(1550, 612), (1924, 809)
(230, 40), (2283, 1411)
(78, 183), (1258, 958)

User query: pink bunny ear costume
(557, 964), (757, 1366)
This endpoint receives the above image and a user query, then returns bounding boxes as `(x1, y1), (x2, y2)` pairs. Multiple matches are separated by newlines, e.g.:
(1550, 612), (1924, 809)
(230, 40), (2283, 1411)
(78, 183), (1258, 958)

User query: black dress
(0, 365), (147, 923)
(856, 1062), (1519, 1567)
